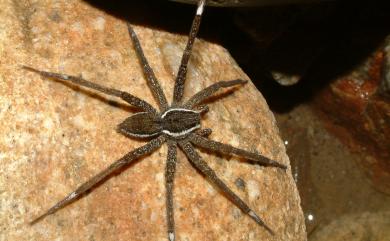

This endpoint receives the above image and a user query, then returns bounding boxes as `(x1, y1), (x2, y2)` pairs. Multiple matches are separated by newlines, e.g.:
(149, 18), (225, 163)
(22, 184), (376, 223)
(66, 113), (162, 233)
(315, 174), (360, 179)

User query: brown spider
(24, 0), (287, 240)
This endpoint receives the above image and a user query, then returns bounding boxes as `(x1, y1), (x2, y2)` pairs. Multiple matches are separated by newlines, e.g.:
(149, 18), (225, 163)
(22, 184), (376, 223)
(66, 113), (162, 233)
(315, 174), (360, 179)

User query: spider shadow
(195, 144), (274, 169)
(185, 145), (275, 209)
(85, 150), (153, 192)
(45, 76), (142, 113)
(39, 137), (159, 219)
(197, 85), (244, 108)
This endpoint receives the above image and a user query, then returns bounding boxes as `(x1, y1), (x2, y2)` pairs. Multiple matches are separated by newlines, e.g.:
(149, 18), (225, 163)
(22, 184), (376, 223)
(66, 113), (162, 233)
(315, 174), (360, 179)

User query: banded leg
(178, 141), (274, 235)
(172, 0), (206, 104)
(194, 105), (209, 114)
(127, 23), (168, 111)
(197, 128), (212, 137)
(165, 142), (177, 241)
(190, 134), (287, 169)
(22, 66), (157, 114)
(30, 136), (166, 224)
(184, 79), (247, 108)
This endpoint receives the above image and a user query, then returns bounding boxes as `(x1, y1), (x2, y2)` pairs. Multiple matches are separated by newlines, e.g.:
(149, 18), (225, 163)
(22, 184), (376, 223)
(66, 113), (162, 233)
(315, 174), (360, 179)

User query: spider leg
(194, 105), (209, 114)
(172, 0), (206, 104)
(197, 128), (212, 137)
(165, 141), (177, 241)
(127, 23), (168, 111)
(189, 133), (287, 170)
(184, 79), (247, 108)
(178, 141), (275, 235)
(30, 135), (166, 225)
(22, 66), (157, 114)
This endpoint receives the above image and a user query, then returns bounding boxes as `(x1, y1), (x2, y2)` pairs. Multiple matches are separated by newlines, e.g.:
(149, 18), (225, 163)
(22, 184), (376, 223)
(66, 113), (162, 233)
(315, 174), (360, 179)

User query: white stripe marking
(61, 74), (70, 80)
(120, 129), (160, 138)
(161, 108), (199, 119)
(249, 210), (261, 223)
(169, 232), (175, 241)
(196, 0), (206, 16)
(162, 124), (200, 137)
(66, 192), (77, 201)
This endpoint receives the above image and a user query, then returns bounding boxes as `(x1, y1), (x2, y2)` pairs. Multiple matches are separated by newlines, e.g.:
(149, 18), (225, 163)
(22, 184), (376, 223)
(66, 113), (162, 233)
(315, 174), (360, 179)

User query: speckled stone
(0, 0), (306, 240)
(311, 212), (390, 241)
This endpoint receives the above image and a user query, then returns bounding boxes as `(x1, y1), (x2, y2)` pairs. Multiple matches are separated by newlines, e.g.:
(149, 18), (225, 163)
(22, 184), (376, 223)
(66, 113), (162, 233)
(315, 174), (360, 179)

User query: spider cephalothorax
(24, 0), (287, 240)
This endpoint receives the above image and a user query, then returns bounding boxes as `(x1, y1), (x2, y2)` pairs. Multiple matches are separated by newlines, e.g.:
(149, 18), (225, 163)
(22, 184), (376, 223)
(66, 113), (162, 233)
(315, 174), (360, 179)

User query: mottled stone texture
(315, 41), (390, 194)
(0, 0), (305, 240)
(311, 211), (390, 241)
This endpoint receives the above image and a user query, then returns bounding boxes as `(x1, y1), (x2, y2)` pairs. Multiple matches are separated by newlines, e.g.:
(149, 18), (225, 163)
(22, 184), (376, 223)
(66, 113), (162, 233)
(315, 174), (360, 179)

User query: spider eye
(117, 112), (162, 138)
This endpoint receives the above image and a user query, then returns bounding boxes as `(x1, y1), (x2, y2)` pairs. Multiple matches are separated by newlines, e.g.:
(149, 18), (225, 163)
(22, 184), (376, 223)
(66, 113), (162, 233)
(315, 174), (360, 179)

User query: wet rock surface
(315, 40), (390, 194)
(275, 105), (390, 237)
(0, 0), (305, 240)
(310, 211), (390, 241)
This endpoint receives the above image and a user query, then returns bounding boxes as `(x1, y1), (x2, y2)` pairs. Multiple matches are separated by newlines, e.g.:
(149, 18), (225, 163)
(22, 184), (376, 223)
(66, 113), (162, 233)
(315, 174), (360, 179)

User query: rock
(311, 211), (390, 241)
(0, 0), (305, 240)
(380, 36), (390, 95)
(315, 40), (390, 194)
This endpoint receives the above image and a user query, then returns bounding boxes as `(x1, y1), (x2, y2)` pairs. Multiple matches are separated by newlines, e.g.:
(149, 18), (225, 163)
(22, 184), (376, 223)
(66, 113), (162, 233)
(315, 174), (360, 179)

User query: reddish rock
(315, 42), (390, 194)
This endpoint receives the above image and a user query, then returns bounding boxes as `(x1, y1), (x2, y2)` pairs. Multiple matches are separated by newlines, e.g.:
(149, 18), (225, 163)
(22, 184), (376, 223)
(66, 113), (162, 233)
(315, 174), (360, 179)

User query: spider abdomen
(161, 108), (200, 138)
(117, 112), (162, 138)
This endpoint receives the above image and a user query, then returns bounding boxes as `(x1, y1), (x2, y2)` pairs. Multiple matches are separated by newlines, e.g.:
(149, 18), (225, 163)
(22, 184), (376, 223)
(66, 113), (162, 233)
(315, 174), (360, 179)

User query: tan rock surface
(0, 0), (306, 240)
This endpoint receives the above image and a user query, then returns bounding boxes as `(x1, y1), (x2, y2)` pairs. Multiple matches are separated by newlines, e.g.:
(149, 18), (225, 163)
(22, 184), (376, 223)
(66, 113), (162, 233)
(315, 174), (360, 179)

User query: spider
(24, 0), (287, 240)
